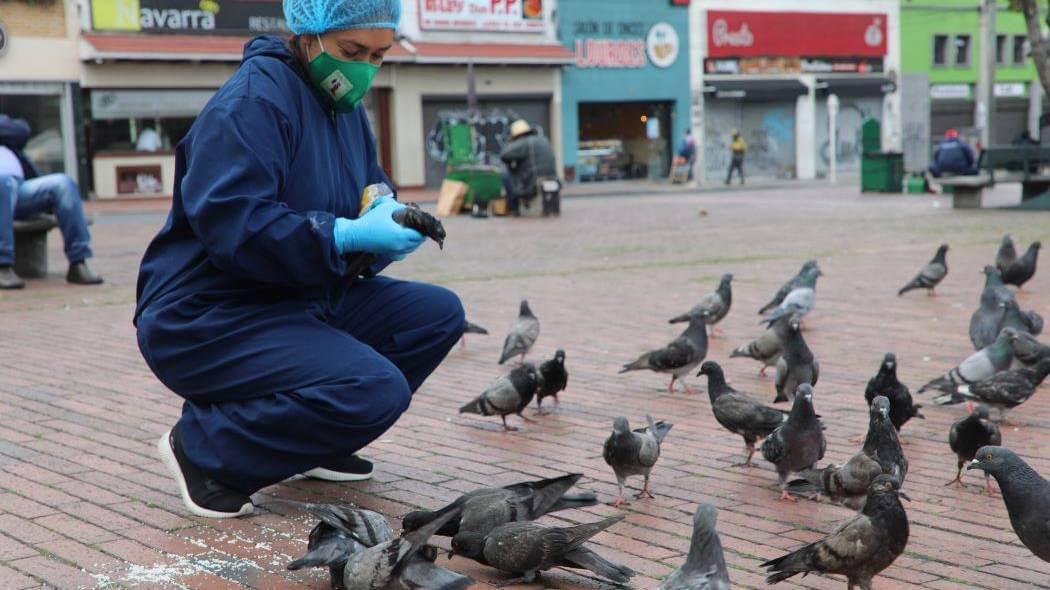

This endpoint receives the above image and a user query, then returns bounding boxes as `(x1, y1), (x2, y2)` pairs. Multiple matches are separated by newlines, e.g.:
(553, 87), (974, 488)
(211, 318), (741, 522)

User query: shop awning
(817, 77), (896, 97)
(703, 79), (809, 100)
(406, 42), (575, 65)
(80, 34), (570, 66)
(80, 33), (414, 63)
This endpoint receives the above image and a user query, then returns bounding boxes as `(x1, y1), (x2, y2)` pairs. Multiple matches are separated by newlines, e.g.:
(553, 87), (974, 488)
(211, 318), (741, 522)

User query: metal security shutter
(992, 99), (1028, 145)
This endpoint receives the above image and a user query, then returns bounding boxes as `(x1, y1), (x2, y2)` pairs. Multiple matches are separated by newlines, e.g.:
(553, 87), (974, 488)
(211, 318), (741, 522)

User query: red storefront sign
(706, 11), (886, 58)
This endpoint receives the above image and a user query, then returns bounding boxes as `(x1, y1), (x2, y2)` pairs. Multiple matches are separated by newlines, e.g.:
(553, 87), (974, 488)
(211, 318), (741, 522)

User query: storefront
(929, 82), (1035, 146)
(558, 1), (691, 182)
(691, 1), (902, 182)
(0, 1), (81, 182)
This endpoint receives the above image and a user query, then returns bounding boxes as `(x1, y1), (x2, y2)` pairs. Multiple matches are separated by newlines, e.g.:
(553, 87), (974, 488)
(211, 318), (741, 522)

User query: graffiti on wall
(425, 109), (542, 165)
(703, 104), (796, 179)
(819, 101), (875, 170)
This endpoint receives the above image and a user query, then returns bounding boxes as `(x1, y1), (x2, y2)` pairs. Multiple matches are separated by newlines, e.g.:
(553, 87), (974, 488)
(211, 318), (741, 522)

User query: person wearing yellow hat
(500, 119), (557, 215)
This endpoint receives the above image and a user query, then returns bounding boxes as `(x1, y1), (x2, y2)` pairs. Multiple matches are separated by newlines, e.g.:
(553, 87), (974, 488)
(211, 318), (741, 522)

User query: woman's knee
(363, 365), (412, 427)
(424, 284), (465, 340)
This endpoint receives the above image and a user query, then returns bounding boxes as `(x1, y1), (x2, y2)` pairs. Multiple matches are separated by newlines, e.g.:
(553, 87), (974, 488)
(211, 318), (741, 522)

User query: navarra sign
(706, 11), (887, 58)
(91, 0), (288, 35)
(419, 0), (545, 33)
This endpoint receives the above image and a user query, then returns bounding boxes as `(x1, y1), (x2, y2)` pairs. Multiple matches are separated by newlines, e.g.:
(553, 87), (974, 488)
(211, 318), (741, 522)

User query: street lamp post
(828, 93), (839, 184)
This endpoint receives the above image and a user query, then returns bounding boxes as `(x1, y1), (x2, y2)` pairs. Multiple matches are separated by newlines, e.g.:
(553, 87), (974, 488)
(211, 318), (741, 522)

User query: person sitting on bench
(500, 119), (556, 216)
(0, 115), (103, 289)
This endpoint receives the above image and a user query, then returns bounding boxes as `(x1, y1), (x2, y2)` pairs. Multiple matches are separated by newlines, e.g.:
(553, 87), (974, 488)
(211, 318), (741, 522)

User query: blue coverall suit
(134, 36), (465, 494)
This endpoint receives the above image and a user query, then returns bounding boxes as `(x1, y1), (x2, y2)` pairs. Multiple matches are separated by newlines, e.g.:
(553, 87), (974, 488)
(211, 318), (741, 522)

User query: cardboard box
(436, 179), (468, 217)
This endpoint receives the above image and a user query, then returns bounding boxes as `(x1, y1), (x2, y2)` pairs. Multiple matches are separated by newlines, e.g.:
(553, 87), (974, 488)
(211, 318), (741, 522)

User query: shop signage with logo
(706, 10), (887, 58)
(91, 0), (289, 35)
(705, 56), (883, 75)
(419, 0), (545, 33)
(0, 20), (8, 58)
(994, 82), (1027, 98)
(930, 84), (971, 100)
(573, 20), (680, 69)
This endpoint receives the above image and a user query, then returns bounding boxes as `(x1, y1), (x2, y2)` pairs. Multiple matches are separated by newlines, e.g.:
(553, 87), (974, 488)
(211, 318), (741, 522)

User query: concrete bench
(13, 214), (59, 278)
(935, 172), (1050, 209)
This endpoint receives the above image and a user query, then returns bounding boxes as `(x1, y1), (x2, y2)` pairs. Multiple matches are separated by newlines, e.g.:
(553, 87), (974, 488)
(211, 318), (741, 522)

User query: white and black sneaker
(156, 427), (254, 518)
(302, 454), (375, 482)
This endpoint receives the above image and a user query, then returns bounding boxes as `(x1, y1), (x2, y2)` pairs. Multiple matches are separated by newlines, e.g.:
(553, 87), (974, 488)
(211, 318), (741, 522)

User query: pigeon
(996, 234), (1017, 273)
(918, 329), (1015, 394)
(970, 266), (1013, 350)
(898, 244), (949, 296)
(451, 515), (634, 584)
(535, 349), (568, 413)
(729, 323), (782, 376)
(762, 475), (910, 588)
(621, 311), (709, 394)
(787, 397), (907, 509)
(459, 363), (542, 431)
(998, 299), (1044, 339)
(341, 507), (473, 590)
(460, 320), (488, 349)
(498, 300), (539, 364)
(402, 473), (598, 539)
(1004, 327), (1050, 367)
(670, 273), (733, 336)
(761, 384), (826, 502)
(1001, 241), (1040, 290)
(697, 361), (786, 467)
(770, 307), (819, 403)
(603, 415), (673, 506)
(276, 500), (393, 590)
(865, 353), (923, 433)
(758, 259), (819, 315)
(946, 405), (1002, 494)
(932, 358), (1050, 421)
(772, 266), (822, 319)
(657, 503), (731, 590)
(968, 446), (1050, 562)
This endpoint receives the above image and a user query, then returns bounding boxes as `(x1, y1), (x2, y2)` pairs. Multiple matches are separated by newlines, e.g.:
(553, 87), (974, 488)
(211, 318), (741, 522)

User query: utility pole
(975, 0), (997, 147)
(828, 94), (839, 184)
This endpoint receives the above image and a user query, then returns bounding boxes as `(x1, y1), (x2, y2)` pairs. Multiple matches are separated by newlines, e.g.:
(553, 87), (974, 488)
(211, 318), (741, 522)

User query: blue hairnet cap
(283, 0), (401, 34)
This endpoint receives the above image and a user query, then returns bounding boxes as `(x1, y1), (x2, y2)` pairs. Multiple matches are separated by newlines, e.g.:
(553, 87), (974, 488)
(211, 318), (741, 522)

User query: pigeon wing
(648, 340), (696, 371)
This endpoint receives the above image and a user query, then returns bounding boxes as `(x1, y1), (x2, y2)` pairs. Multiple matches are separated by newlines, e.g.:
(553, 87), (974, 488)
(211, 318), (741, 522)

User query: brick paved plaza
(0, 183), (1047, 589)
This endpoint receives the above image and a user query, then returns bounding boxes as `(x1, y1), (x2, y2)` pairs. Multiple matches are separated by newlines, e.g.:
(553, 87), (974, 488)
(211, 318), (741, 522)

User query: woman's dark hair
(288, 35), (308, 66)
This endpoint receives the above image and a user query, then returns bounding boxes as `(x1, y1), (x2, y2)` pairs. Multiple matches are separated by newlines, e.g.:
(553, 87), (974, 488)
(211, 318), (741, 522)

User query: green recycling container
(861, 152), (904, 192)
(445, 164), (504, 208)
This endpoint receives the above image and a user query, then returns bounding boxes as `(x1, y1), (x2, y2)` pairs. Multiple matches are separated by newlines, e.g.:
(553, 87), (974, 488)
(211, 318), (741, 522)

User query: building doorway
(577, 101), (672, 182)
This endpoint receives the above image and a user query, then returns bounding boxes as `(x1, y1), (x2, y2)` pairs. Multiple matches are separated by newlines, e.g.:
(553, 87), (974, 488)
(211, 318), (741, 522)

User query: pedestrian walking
(725, 130), (746, 185)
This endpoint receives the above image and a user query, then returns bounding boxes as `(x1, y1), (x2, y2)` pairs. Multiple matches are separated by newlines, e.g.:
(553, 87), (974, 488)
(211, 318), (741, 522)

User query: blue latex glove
(333, 196), (425, 259)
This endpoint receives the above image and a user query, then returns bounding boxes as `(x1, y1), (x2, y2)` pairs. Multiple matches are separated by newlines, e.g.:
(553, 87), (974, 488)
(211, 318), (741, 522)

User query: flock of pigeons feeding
(273, 235), (1047, 590)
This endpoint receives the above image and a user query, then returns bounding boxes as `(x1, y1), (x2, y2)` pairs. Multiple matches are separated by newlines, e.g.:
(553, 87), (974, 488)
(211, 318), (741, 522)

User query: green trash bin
(861, 152), (904, 193)
(445, 164), (504, 209)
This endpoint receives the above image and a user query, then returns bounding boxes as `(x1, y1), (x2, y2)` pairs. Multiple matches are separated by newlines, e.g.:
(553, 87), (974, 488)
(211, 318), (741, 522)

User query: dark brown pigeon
(968, 446), (1050, 562)
(697, 361), (786, 467)
(947, 405), (1002, 494)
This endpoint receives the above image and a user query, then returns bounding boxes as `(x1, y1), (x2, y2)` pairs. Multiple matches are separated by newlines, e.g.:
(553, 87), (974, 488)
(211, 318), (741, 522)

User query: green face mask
(307, 35), (379, 113)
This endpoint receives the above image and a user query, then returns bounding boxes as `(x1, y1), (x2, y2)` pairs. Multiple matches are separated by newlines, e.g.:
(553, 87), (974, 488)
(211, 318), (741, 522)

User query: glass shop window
(0, 94), (66, 175)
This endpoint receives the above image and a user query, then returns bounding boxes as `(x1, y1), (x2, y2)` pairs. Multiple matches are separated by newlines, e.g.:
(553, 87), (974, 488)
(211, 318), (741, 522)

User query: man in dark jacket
(0, 114), (102, 289)
(928, 128), (977, 177)
(500, 119), (557, 215)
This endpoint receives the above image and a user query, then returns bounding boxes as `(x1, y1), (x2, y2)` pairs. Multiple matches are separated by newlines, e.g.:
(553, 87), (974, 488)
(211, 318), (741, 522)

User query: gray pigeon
(763, 475), (910, 588)
(932, 359), (1050, 421)
(670, 273), (734, 336)
(996, 234), (1017, 273)
(401, 473), (597, 539)
(729, 324), (782, 376)
(787, 397), (906, 509)
(898, 244), (948, 296)
(773, 266), (822, 319)
(761, 384), (826, 502)
(770, 307), (819, 403)
(758, 260), (819, 315)
(603, 415), (673, 506)
(918, 329), (1015, 394)
(341, 508), (472, 590)
(1001, 241), (1040, 290)
(970, 266), (1012, 350)
(460, 320), (488, 349)
(697, 361), (786, 467)
(1004, 327), (1050, 367)
(278, 501), (393, 590)
(657, 503), (731, 590)
(998, 299), (1044, 340)
(947, 405), (1002, 494)
(535, 349), (568, 413)
(450, 515), (634, 584)
(459, 363), (542, 431)
(498, 300), (539, 364)
(621, 311), (709, 394)
(968, 446), (1050, 562)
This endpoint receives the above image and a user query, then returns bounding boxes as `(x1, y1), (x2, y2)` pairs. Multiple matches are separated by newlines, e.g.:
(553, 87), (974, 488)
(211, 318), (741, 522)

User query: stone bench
(13, 214), (59, 278)
(933, 172), (1050, 209)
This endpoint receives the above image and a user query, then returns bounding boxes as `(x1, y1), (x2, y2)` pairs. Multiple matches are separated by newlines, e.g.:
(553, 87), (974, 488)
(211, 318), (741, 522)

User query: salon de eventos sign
(572, 20), (680, 70)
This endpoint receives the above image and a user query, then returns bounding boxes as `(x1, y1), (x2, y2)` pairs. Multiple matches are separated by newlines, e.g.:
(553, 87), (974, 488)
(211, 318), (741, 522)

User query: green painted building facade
(900, 0), (1042, 162)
